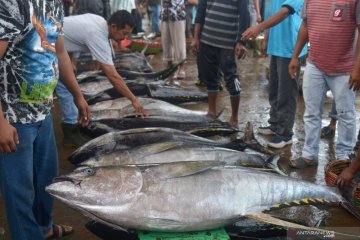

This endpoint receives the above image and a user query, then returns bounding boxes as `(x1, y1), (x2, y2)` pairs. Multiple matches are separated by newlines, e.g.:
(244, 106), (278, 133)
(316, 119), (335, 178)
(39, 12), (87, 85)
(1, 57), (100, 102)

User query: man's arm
(349, 25), (360, 91)
(288, 20), (308, 79)
(234, 0), (250, 59)
(191, 0), (205, 54)
(101, 63), (146, 117)
(253, 0), (261, 23)
(0, 40), (19, 153)
(336, 146), (360, 191)
(55, 35), (89, 127)
(242, 6), (291, 41)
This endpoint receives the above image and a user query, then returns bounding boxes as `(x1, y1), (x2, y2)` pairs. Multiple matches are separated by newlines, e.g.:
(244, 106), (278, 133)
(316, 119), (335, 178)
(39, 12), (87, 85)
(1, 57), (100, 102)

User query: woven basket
(324, 160), (360, 209)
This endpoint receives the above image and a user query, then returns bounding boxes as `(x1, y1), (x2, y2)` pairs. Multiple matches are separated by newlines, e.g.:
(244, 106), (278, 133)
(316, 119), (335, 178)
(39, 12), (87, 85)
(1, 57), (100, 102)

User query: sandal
(289, 157), (318, 169)
(320, 126), (335, 138)
(46, 224), (74, 240)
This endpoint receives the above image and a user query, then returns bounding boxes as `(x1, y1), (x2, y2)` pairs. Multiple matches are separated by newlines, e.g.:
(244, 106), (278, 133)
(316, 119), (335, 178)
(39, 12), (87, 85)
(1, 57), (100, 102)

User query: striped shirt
(303, 0), (360, 74)
(195, 0), (250, 49)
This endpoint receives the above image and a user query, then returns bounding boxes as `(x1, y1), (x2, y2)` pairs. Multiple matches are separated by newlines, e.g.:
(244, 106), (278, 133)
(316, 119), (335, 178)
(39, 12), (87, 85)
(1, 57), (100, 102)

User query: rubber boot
(61, 123), (91, 148)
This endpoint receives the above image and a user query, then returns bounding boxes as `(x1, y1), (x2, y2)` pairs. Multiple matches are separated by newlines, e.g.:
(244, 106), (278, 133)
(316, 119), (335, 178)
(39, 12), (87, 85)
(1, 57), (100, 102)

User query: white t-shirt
(63, 14), (114, 65)
(110, 0), (136, 14)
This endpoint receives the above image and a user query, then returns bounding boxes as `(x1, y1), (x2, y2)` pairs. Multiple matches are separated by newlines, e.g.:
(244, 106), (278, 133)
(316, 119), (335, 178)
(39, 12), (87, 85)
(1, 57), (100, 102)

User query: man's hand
(132, 99), (147, 118)
(235, 42), (248, 60)
(288, 58), (299, 79)
(348, 68), (360, 91)
(0, 120), (19, 153)
(191, 38), (200, 56)
(74, 96), (90, 127)
(260, 38), (268, 57)
(241, 25), (262, 41)
(336, 167), (356, 191)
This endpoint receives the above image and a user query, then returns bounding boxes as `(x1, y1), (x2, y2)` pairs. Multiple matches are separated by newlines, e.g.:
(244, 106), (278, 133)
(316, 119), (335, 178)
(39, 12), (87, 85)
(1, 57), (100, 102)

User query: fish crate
(324, 160), (360, 210)
(137, 228), (230, 240)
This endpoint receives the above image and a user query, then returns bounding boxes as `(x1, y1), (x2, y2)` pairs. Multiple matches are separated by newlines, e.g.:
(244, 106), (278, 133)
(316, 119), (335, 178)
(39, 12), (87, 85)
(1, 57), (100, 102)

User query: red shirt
(303, 0), (360, 74)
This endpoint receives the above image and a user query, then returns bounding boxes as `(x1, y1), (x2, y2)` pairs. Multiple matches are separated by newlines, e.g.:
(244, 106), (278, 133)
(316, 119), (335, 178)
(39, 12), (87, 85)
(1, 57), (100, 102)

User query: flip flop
(289, 157), (318, 169)
(46, 224), (74, 240)
(320, 126), (335, 138)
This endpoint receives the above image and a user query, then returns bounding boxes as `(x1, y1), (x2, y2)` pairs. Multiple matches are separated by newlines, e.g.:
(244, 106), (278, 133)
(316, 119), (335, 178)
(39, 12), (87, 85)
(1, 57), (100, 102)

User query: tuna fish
(115, 60), (185, 80)
(77, 72), (207, 105)
(46, 161), (359, 232)
(69, 127), (247, 165)
(79, 141), (280, 174)
(113, 52), (153, 73)
(81, 98), (236, 138)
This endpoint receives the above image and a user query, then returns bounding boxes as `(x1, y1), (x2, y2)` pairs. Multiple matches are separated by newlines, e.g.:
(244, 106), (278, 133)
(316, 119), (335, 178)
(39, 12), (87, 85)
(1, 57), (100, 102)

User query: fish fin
(243, 122), (255, 143)
(264, 154), (288, 176)
(340, 201), (360, 221)
(265, 198), (338, 212)
(142, 161), (224, 179)
(242, 122), (275, 155)
(216, 108), (225, 119)
(142, 142), (185, 155)
(246, 212), (360, 239)
(141, 42), (149, 55)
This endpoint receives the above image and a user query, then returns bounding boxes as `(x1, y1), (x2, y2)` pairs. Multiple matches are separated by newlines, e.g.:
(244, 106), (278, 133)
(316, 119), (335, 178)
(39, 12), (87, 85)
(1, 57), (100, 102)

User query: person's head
(108, 10), (135, 41)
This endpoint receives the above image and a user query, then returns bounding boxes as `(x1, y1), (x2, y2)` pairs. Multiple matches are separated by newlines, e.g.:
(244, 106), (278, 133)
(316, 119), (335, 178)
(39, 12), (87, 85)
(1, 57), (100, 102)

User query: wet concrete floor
(1, 49), (360, 239)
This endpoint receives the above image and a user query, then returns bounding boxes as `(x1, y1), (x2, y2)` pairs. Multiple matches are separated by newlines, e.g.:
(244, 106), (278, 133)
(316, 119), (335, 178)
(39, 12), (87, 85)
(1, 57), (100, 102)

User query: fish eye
(82, 168), (95, 176)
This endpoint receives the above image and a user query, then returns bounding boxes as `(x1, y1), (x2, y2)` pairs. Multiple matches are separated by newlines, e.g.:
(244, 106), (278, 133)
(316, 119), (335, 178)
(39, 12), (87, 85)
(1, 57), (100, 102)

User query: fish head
(46, 166), (143, 206)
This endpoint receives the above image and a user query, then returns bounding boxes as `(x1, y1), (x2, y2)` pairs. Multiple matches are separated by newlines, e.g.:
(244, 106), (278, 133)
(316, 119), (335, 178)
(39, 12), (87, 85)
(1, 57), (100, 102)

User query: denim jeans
(149, 4), (160, 34)
(55, 79), (78, 124)
(328, 99), (338, 120)
(0, 115), (58, 240)
(302, 61), (356, 160)
(268, 56), (299, 137)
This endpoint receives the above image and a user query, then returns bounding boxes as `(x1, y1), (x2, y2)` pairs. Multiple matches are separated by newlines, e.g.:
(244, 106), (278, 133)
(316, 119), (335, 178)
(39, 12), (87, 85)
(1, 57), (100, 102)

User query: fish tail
(340, 183), (360, 221)
(340, 201), (360, 221)
(264, 154), (287, 176)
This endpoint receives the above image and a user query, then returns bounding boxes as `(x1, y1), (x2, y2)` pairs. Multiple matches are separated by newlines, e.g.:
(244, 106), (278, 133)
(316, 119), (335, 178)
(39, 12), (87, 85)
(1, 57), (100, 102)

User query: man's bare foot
(229, 116), (238, 129)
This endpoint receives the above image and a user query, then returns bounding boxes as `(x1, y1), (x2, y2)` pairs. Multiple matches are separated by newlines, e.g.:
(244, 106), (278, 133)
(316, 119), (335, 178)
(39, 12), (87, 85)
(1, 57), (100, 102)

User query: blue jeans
(268, 56), (299, 138)
(55, 80), (78, 124)
(328, 99), (338, 120)
(302, 61), (356, 160)
(149, 4), (160, 34)
(0, 115), (58, 240)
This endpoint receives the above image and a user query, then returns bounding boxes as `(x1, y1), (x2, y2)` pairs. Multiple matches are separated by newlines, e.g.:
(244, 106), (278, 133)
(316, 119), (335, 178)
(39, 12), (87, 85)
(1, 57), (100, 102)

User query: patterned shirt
(160, 0), (186, 21)
(0, 0), (64, 124)
(195, 0), (249, 49)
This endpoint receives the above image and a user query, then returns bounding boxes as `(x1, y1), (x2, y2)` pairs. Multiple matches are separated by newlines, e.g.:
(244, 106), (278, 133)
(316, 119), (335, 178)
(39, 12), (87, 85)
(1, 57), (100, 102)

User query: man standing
(289, 0), (360, 168)
(0, 0), (89, 239)
(242, 0), (307, 149)
(191, 0), (249, 128)
(56, 10), (146, 147)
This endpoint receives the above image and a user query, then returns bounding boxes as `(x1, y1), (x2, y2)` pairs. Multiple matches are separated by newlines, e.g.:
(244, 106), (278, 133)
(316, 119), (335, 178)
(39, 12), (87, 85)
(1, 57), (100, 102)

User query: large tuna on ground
(81, 98), (237, 138)
(46, 161), (359, 233)
(69, 127), (247, 165)
(79, 141), (280, 173)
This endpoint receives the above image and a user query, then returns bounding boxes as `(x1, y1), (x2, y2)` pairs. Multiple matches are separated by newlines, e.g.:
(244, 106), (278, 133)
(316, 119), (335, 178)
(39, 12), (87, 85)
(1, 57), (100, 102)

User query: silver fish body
(69, 127), (244, 165)
(81, 141), (268, 168)
(46, 163), (343, 232)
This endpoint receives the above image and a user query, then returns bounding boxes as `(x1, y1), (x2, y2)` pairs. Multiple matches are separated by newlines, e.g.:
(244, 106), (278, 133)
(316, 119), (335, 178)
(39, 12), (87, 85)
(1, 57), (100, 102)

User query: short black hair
(108, 10), (135, 29)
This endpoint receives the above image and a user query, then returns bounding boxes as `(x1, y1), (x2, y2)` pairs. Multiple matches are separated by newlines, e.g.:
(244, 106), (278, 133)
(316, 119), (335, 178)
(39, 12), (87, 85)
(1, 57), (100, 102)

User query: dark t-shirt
(0, 0), (64, 123)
